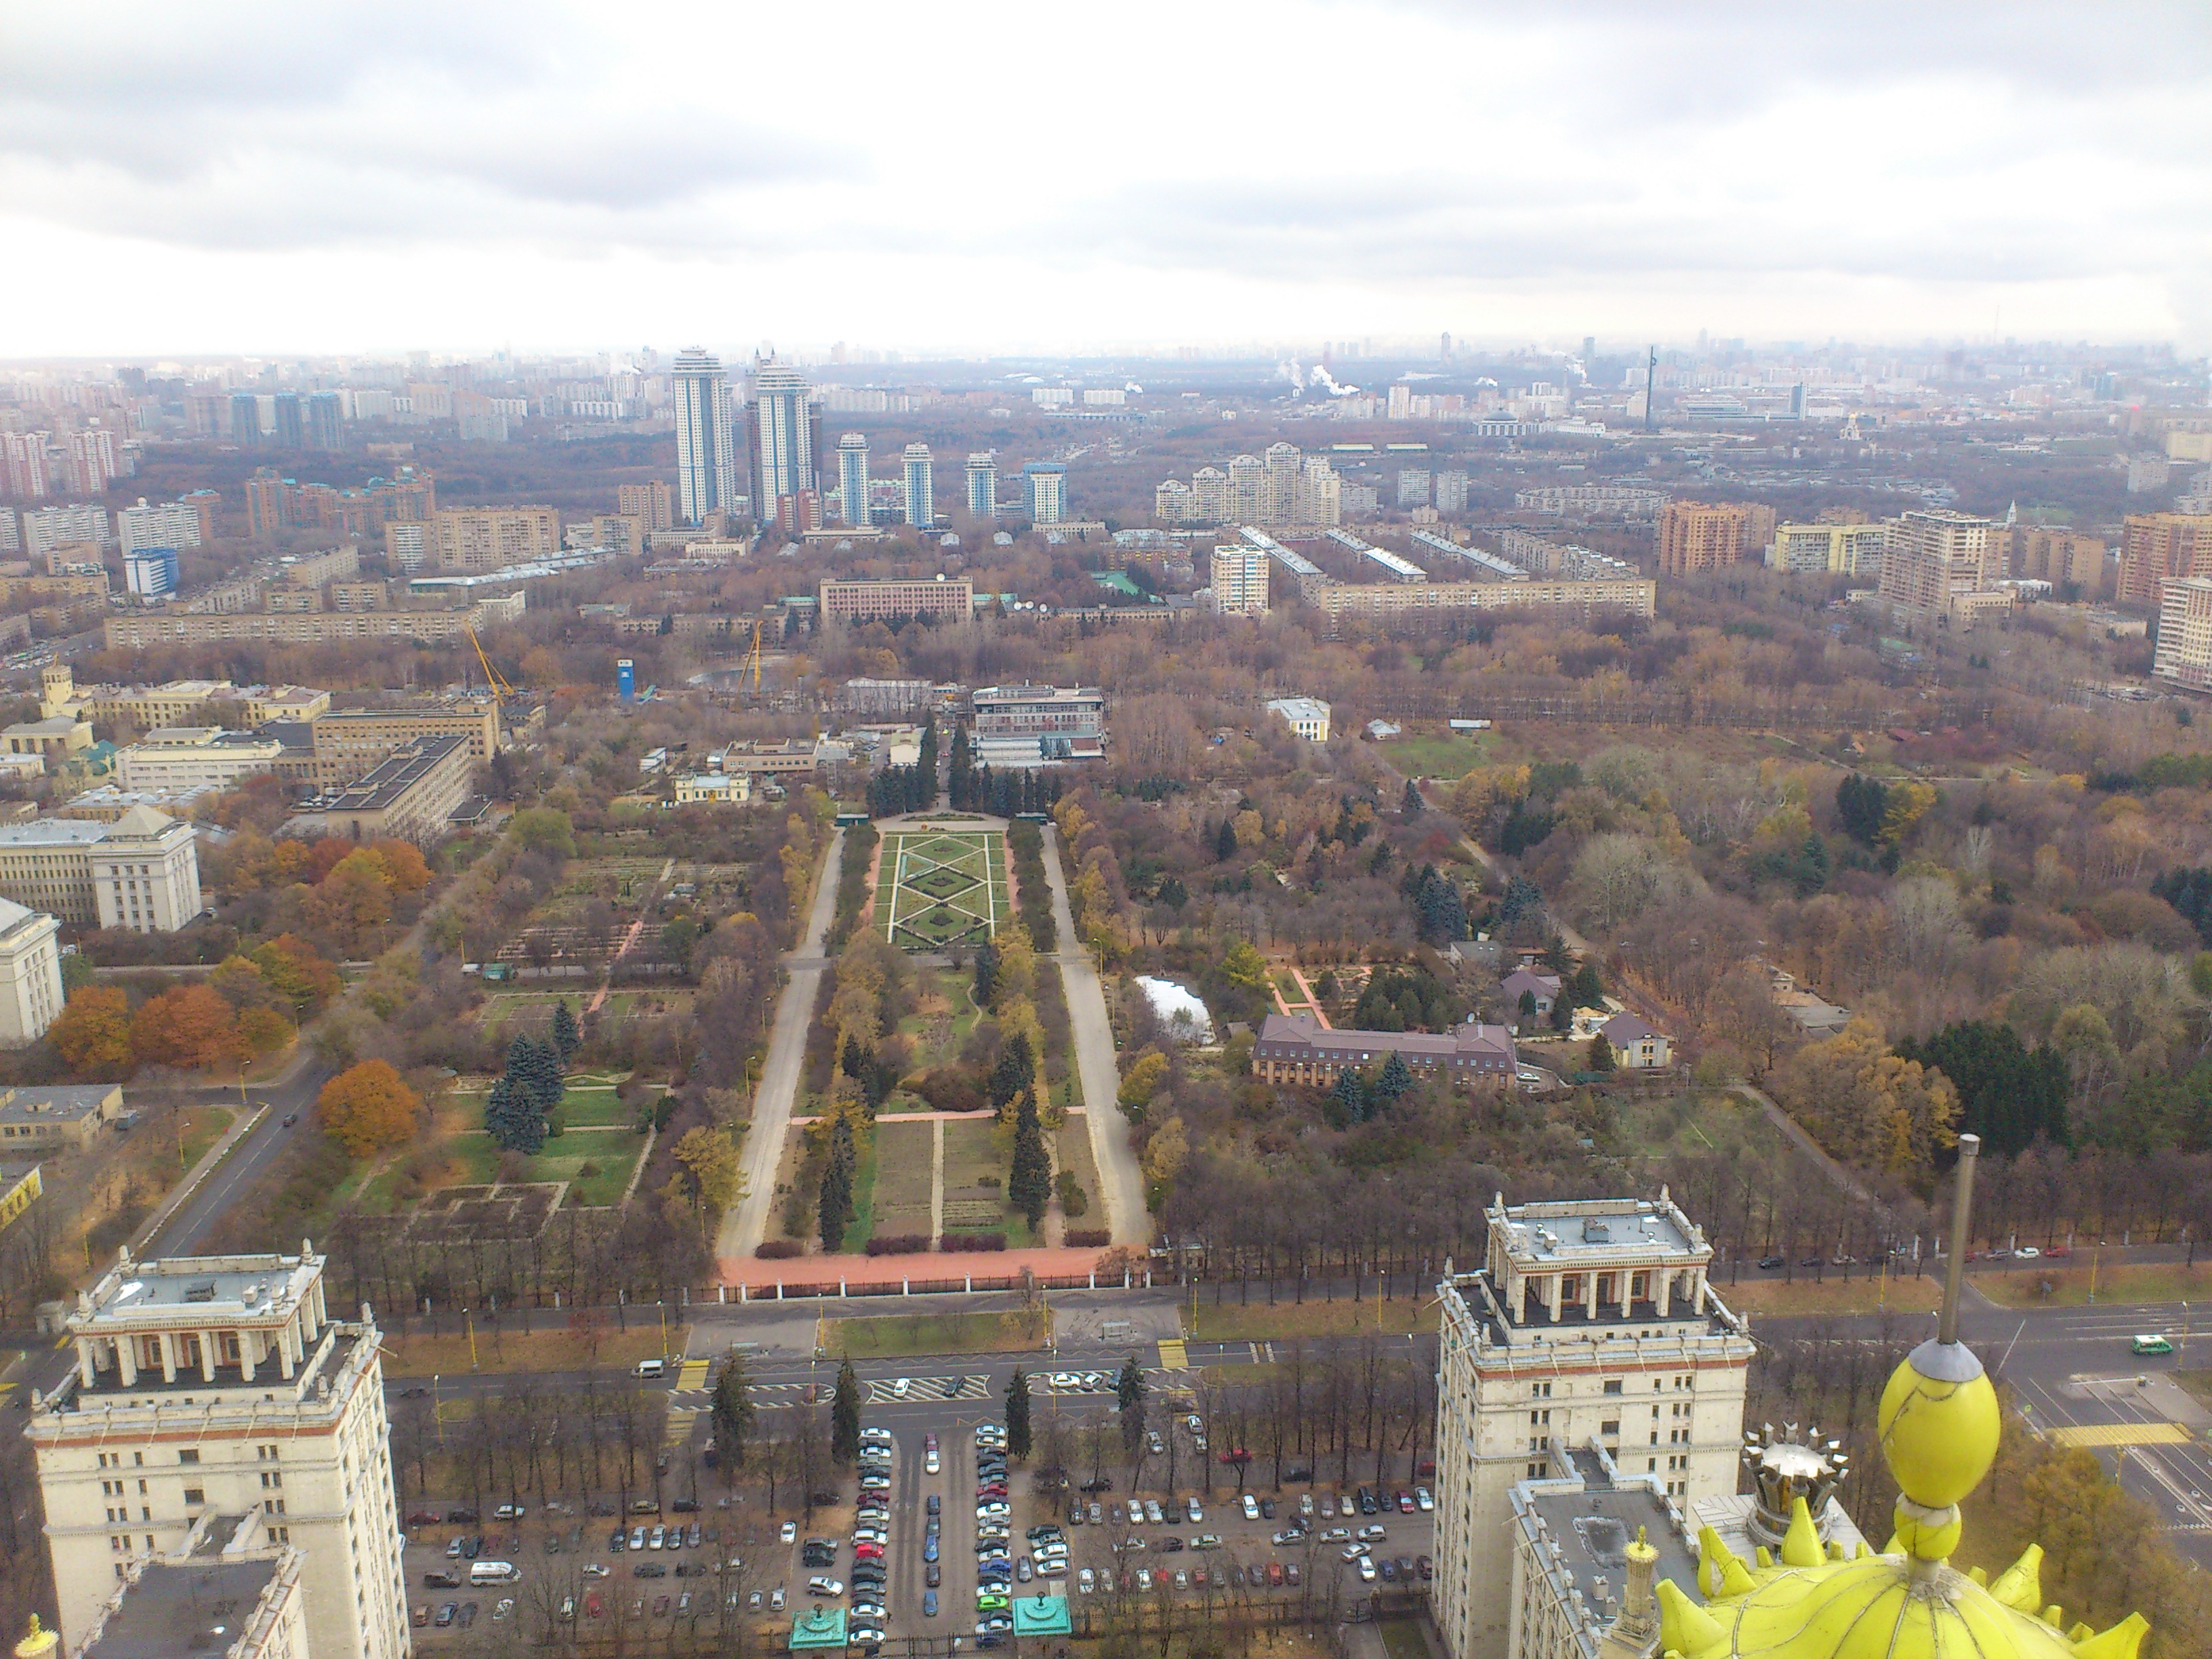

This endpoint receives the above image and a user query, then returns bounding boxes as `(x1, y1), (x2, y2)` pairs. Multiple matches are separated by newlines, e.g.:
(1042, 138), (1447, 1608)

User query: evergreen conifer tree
(1373, 1052), (1414, 1105)
(1588, 1031), (1616, 1073)
(1331, 1067), (1368, 1125)
(551, 1000), (581, 1060)
(1215, 817), (1238, 860)
(1006, 1368), (1033, 1460)
(831, 1359), (861, 1464)
(819, 1118), (856, 1252)
(1008, 1093), (1052, 1228)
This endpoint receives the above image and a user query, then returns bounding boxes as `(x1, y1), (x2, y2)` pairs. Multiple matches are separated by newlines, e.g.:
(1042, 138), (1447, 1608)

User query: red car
(855, 1544), (885, 1561)
(586, 1592), (605, 1619)
(1397, 1492), (1416, 1513)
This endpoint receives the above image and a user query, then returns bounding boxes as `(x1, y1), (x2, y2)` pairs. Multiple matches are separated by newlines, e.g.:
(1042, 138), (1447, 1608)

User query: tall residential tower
(837, 433), (872, 527)
(903, 443), (935, 527)
(965, 452), (998, 520)
(672, 348), (737, 525)
(752, 359), (815, 515)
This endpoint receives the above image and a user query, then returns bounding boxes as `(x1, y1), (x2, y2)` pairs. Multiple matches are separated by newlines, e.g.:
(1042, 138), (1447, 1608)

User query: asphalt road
(719, 826), (843, 1259)
(150, 1062), (331, 1256)
(1042, 824), (1147, 1244)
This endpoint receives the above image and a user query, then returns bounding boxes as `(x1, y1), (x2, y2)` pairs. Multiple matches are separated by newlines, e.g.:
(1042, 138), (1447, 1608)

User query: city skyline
(3, 3), (2208, 356)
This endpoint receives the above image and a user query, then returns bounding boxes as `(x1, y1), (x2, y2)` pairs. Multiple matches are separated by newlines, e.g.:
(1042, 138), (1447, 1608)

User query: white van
(634, 1359), (665, 1379)
(470, 1561), (520, 1586)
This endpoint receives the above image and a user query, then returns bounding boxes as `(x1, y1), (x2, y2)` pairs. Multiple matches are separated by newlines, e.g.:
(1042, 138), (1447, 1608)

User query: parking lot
(398, 1386), (1435, 1647)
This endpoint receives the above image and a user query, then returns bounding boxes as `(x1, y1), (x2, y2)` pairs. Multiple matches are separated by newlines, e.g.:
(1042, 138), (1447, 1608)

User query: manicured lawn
(384, 1324), (682, 1378)
(1972, 1261), (2212, 1309)
(175, 1105), (237, 1170)
(1187, 1292), (1439, 1343)
(1379, 732), (1495, 781)
(823, 1309), (1048, 1360)
(450, 1080), (642, 1130)
(1056, 1123), (1102, 1223)
(1714, 1272), (1942, 1316)
(878, 830), (1008, 951)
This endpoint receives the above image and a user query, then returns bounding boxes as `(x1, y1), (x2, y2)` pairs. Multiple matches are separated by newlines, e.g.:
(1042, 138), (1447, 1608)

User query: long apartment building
(1432, 1194), (1754, 1659)
(1312, 575), (1656, 634)
(1253, 1011), (1517, 1087)
(43, 668), (331, 730)
(0, 805), (201, 932)
(2155, 577), (2212, 693)
(430, 504), (559, 571)
(103, 596), (513, 649)
(1765, 521), (1888, 576)
(819, 575), (975, 624)
(1877, 508), (2006, 626)
(25, 1245), (409, 1659)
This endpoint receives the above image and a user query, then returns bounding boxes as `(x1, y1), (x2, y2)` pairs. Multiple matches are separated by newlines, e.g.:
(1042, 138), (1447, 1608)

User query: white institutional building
(24, 1244), (409, 1659)
(0, 895), (64, 1044)
(0, 804), (203, 932)
(1433, 1193), (1759, 1659)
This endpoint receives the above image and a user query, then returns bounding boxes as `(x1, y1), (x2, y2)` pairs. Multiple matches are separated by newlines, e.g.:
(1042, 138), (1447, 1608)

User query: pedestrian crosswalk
(2049, 1422), (2192, 1448)
(676, 1358), (710, 1390)
(865, 1374), (991, 1404)
(664, 1406), (699, 1447)
(1158, 1339), (1189, 1369)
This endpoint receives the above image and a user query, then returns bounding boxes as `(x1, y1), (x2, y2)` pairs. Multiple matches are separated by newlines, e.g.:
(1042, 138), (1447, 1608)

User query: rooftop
(1520, 1448), (1701, 1631)
(81, 1539), (294, 1659)
(1489, 1194), (1706, 1267)
(0, 806), (182, 847)
(74, 1247), (321, 1330)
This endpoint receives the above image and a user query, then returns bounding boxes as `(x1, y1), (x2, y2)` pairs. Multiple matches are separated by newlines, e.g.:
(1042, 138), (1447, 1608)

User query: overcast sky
(4, 1), (2209, 359)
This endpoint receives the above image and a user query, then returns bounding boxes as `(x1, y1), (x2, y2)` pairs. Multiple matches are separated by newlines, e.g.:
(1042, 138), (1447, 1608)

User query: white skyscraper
(837, 433), (872, 527)
(753, 359), (815, 511)
(965, 451), (998, 520)
(903, 443), (935, 527)
(671, 348), (735, 525)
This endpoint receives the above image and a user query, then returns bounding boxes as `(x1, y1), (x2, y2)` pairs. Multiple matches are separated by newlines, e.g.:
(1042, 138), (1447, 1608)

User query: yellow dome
(1660, 1519), (2146, 1659)
(1879, 1339), (2002, 1511)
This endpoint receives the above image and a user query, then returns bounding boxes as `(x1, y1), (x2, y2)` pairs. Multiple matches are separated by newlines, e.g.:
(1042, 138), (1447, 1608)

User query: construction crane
(466, 625), (518, 699)
(742, 618), (764, 695)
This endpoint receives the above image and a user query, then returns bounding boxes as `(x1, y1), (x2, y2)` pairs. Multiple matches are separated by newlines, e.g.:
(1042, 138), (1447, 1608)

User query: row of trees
(48, 933), (342, 1080)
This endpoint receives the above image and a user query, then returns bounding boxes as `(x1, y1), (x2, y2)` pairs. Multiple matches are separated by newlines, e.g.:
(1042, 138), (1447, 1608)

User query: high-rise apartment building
(965, 452), (998, 520)
(837, 433), (872, 527)
(1431, 1193), (1753, 1659)
(229, 392), (262, 445)
(1656, 501), (1774, 575)
(1210, 543), (1271, 616)
(270, 393), (304, 449)
(25, 1245), (409, 1659)
(1877, 509), (2003, 625)
(1398, 469), (1432, 509)
(671, 348), (737, 525)
(430, 505), (560, 571)
(1159, 451), (1338, 529)
(1, 432), (50, 501)
(2118, 512), (2212, 607)
(2155, 577), (2212, 693)
(65, 429), (119, 497)
(2003, 525), (2110, 598)
(24, 504), (113, 556)
(117, 497), (205, 555)
(1021, 462), (1068, 526)
(306, 392), (344, 451)
(753, 359), (815, 515)
(1435, 471), (1470, 513)
(903, 443), (935, 527)
(617, 479), (674, 531)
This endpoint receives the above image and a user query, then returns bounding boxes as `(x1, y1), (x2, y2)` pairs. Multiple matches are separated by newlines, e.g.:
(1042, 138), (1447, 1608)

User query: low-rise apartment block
(1253, 1012), (1517, 1088)
(102, 600), (506, 649)
(819, 575), (975, 624)
(1312, 575), (1656, 634)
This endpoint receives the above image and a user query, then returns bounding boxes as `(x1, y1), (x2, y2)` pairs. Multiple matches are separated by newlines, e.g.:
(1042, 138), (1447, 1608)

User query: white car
(1078, 1568), (1096, 1594)
(1126, 1500), (1145, 1525)
(926, 1450), (940, 1474)
(806, 1578), (844, 1597)
(1241, 1495), (1259, 1521)
(893, 1378), (912, 1397)
(1357, 1555), (1378, 1582)
(781, 1521), (798, 1543)
(1186, 1498), (1203, 1523)
(1051, 1372), (1081, 1389)
(1415, 1488), (1433, 1513)
(852, 1602), (888, 1621)
(1343, 1544), (1369, 1563)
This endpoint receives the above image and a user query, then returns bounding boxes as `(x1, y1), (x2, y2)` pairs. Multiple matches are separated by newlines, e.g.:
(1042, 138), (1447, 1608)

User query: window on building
(184, 1487), (204, 1505)
(1602, 1379), (1622, 1395)
(177, 1450), (199, 1465)
(1599, 1420), (1619, 1437)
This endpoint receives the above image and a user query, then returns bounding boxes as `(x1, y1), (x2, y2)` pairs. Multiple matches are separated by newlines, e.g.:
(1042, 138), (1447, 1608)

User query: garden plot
(877, 830), (1008, 951)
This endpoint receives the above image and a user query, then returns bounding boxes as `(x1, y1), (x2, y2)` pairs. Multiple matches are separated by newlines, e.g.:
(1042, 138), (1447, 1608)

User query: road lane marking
(2050, 1423), (2192, 1448)
(676, 1359), (709, 1390)
(1158, 1340), (1188, 1369)
(664, 1406), (699, 1447)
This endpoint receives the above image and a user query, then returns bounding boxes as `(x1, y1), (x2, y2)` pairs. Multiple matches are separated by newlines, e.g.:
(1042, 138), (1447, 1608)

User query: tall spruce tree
(1116, 1355), (1147, 1453)
(485, 1073), (546, 1154)
(550, 1000), (581, 1061)
(1008, 1094), (1052, 1229)
(831, 1359), (861, 1465)
(819, 1118), (856, 1252)
(989, 1033), (1034, 1114)
(1005, 1368), (1033, 1460)
(711, 1352), (756, 1475)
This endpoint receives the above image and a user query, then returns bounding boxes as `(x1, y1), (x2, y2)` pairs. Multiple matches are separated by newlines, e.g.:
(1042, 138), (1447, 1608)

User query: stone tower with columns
(22, 1243), (408, 1659)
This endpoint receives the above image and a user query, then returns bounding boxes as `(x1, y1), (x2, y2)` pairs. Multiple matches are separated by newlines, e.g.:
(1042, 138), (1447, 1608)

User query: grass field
(824, 1309), (1048, 1359)
(1618, 1090), (1795, 1170)
(1378, 732), (1496, 781)
(1715, 1272), (1942, 1316)
(1972, 1261), (2212, 1309)
(383, 1324), (680, 1378)
(878, 829), (1008, 951)
(1057, 1123), (1101, 1221)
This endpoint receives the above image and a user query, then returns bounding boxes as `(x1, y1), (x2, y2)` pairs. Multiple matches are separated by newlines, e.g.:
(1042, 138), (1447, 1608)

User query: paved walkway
(714, 1243), (1132, 1291)
(717, 827), (844, 1259)
(1043, 824), (1149, 1246)
(930, 1120), (945, 1240)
